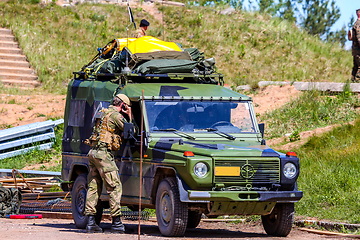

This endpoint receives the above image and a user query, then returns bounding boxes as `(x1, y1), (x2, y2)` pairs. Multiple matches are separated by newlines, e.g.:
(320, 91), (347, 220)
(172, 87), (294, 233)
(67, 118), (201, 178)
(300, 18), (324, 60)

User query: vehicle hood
(149, 139), (281, 158)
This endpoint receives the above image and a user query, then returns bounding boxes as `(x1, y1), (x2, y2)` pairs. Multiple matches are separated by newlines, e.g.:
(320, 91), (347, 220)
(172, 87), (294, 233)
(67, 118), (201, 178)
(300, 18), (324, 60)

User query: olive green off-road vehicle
(61, 37), (302, 237)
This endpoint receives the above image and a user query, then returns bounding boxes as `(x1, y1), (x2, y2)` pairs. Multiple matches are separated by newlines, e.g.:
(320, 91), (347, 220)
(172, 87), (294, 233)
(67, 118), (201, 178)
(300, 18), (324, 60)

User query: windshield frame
(142, 99), (260, 137)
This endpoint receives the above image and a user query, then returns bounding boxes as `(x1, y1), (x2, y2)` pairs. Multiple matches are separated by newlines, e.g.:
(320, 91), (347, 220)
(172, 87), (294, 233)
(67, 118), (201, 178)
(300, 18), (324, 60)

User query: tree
(300, 0), (340, 37)
(277, 0), (297, 22)
(348, 15), (356, 30)
(258, 0), (274, 13)
(326, 25), (347, 47)
(230, 0), (244, 9)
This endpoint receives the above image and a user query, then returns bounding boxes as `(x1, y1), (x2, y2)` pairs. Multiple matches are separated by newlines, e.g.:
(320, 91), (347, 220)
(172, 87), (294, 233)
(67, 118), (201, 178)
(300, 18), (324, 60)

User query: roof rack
(73, 71), (224, 86)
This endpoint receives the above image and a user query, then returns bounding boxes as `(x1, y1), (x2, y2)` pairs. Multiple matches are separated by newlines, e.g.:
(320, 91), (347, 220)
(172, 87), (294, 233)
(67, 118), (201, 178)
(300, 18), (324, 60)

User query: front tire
(261, 203), (294, 237)
(71, 173), (103, 229)
(155, 177), (188, 236)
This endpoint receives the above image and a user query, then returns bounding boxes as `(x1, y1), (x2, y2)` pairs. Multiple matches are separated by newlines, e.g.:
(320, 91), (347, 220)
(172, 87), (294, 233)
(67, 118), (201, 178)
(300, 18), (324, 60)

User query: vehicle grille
(214, 158), (280, 184)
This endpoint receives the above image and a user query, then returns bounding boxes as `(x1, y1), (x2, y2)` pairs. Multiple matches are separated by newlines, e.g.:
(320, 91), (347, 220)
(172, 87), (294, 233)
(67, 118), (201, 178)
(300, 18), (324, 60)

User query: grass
(260, 89), (360, 139)
(161, 5), (352, 87)
(0, 1), (155, 93)
(292, 117), (360, 223)
(0, 2), (353, 94)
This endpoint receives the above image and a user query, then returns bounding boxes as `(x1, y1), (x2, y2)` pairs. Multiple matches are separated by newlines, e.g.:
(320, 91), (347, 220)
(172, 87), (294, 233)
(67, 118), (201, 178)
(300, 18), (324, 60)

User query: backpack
(0, 186), (22, 217)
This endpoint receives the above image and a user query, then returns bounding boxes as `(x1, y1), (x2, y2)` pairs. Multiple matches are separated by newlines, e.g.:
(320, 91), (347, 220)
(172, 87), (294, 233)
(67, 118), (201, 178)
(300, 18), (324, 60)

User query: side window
(92, 101), (110, 124)
(68, 100), (86, 127)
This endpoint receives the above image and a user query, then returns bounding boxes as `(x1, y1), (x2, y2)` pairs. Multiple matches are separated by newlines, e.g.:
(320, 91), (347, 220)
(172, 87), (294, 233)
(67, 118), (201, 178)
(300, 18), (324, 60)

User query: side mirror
(258, 123), (265, 139)
(258, 123), (266, 145)
(123, 123), (135, 140)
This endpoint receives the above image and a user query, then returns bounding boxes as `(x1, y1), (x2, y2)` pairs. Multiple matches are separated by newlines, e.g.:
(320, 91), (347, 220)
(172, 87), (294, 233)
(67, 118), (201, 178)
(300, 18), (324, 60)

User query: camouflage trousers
(84, 147), (122, 217)
(352, 53), (360, 82)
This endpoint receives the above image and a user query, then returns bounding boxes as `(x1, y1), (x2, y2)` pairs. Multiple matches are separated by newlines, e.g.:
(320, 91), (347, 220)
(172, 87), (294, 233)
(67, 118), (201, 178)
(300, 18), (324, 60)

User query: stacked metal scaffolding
(0, 119), (64, 160)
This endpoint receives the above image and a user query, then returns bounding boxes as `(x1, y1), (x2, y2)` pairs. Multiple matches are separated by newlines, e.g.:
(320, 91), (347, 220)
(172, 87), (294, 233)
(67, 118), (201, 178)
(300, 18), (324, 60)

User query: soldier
(84, 94), (137, 234)
(135, 19), (150, 38)
(351, 9), (360, 82)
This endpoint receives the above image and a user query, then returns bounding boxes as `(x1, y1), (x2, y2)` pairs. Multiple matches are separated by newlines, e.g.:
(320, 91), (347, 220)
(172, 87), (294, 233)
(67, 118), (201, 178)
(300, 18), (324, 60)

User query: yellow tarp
(116, 36), (182, 54)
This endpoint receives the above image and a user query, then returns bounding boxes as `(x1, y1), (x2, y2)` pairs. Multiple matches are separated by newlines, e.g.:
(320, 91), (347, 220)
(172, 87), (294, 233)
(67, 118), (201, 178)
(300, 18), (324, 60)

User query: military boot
(111, 215), (125, 233)
(86, 215), (103, 233)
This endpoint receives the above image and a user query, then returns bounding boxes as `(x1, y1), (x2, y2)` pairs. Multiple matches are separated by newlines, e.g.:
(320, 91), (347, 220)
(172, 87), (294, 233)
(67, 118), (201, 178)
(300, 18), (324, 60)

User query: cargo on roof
(76, 36), (222, 85)
(117, 36), (182, 54)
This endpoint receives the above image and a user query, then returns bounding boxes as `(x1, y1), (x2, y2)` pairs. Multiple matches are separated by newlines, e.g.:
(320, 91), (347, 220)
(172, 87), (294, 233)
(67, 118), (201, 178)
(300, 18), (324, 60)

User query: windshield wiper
(205, 128), (236, 140)
(153, 128), (196, 140)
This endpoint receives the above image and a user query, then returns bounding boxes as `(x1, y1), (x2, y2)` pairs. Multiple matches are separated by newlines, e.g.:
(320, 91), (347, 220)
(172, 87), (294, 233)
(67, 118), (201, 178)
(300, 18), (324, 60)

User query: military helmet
(115, 94), (131, 106)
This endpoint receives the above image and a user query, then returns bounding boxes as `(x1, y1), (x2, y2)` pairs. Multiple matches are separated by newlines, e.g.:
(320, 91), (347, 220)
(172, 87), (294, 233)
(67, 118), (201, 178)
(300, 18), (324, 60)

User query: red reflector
(286, 152), (297, 157)
(184, 151), (194, 157)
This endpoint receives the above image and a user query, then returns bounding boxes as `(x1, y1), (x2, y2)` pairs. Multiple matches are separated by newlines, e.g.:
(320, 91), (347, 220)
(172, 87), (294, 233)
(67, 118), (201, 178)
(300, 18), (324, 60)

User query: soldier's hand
(122, 104), (132, 120)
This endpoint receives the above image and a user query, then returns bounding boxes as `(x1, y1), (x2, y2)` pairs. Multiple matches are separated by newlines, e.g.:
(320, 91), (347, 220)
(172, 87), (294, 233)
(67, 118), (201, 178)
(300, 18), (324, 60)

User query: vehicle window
(92, 101), (110, 124)
(145, 100), (256, 133)
(68, 99), (86, 127)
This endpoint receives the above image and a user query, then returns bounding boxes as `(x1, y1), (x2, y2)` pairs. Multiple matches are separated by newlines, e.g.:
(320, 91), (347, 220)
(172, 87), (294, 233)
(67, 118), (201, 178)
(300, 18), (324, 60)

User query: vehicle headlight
(194, 162), (208, 178)
(283, 162), (297, 179)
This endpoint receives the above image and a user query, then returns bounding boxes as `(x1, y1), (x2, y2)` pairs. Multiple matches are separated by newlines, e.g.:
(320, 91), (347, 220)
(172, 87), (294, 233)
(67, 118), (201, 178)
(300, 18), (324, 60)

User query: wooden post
(138, 90), (144, 240)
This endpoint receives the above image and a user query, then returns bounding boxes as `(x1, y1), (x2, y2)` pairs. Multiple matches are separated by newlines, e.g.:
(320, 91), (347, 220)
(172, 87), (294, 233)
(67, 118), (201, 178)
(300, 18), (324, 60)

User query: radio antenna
(123, 0), (136, 74)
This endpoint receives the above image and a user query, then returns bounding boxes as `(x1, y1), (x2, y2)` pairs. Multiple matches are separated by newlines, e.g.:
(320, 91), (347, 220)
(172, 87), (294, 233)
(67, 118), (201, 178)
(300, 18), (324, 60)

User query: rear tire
(71, 173), (103, 229)
(155, 177), (188, 236)
(261, 203), (294, 237)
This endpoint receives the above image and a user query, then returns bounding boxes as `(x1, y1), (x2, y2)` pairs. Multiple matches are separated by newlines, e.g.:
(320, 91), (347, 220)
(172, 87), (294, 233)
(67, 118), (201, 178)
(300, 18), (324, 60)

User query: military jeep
(61, 37), (302, 237)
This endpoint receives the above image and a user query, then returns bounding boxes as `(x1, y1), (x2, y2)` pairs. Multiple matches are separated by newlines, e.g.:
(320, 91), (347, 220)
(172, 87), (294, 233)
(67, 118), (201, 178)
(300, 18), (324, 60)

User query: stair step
(0, 73), (38, 81)
(0, 66), (34, 75)
(0, 41), (18, 48)
(0, 47), (22, 54)
(0, 60), (31, 68)
(0, 79), (40, 88)
(0, 53), (26, 61)
(0, 28), (39, 89)
(0, 35), (15, 41)
(0, 28), (12, 35)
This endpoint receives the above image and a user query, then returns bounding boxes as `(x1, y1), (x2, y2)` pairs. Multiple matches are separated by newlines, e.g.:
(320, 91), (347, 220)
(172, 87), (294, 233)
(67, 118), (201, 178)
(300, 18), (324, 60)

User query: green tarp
(134, 59), (199, 74)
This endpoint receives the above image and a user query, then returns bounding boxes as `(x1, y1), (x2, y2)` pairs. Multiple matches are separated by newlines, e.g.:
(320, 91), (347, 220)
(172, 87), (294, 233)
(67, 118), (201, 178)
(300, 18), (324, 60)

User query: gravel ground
(0, 217), (354, 240)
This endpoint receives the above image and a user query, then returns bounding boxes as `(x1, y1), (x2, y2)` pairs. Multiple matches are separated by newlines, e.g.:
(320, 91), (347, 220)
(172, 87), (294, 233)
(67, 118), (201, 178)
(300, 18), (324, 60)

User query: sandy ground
(0, 94), (66, 128)
(0, 218), (353, 240)
(249, 85), (301, 116)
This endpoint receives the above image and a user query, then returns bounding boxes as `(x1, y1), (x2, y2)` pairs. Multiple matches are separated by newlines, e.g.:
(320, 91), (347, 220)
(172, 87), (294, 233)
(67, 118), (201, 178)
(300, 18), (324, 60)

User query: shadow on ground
(35, 222), (269, 239)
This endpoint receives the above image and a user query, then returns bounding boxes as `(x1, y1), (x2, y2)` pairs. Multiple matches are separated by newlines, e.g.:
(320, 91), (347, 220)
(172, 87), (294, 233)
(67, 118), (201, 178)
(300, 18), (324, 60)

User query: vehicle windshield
(145, 100), (257, 133)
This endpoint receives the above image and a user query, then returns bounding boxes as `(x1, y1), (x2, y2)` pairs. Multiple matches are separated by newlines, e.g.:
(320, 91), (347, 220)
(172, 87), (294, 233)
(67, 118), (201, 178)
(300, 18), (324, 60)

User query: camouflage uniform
(85, 105), (136, 217)
(135, 28), (146, 38)
(352, 18), (360, 82)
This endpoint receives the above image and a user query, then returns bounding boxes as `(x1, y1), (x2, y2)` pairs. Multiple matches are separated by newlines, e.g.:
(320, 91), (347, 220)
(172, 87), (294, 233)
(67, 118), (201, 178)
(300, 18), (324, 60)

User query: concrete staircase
(0, 28), (40, 88)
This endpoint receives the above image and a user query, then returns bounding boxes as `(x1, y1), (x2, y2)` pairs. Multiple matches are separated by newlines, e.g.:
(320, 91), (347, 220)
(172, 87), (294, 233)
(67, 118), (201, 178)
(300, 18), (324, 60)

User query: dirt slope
(0, 94), (65, 129)
(249, 84), (301, 116)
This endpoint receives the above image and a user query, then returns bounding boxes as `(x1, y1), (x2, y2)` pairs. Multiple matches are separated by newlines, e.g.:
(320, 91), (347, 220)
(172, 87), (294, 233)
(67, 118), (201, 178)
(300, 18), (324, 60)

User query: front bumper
(188, 190), (303, 202)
